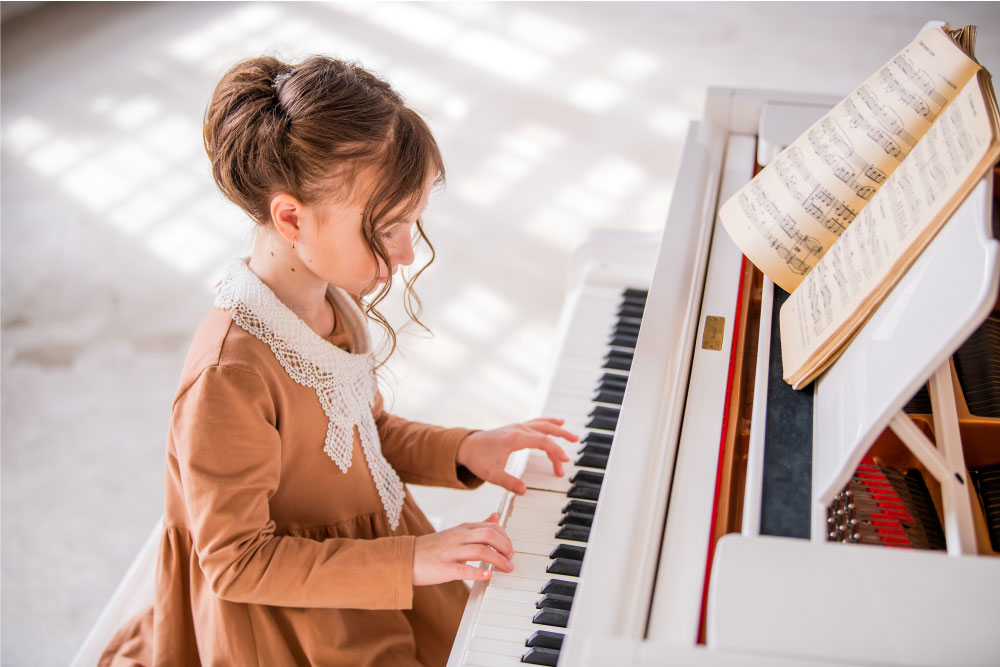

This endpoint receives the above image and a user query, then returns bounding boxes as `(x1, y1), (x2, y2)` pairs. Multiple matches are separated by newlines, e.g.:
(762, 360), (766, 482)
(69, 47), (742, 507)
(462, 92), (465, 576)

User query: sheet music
(780, 74), (996, 381)
(720, 28), (980, 293)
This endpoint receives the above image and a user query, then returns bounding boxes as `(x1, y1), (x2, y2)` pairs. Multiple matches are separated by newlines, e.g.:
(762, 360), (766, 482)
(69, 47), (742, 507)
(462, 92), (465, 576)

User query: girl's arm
(372, 392), (484, 489)
(172, 364), (417, 609)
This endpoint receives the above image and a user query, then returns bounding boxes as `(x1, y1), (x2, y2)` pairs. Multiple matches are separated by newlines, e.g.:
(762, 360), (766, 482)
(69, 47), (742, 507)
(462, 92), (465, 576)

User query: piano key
(579, 442), (612, 456)
(617, 303), (645, 318)
(582, 432), (614, 446)
(608, 335), (638, 349)
(510, 553), (563, 581)
(540, 579), (577, 596)
(490, 573), (549, 592)
(473, 623), (532, 644)
(520, 647), (560, 666)
(555, 524), (591, 542)
(485, 586), (544, 605)
(483, 597), (535, 617)
(570, 470), (604, 486)
(601, 355), (632, 372)
(468, 637), (526, 658)
(549, 543), (586, 561)
(562, 499), (597, 515)
(588, 405), (620, 421)
(475, 611), (539, 634)
(536, 593), (574, 610)
(591, 390), (625, 405)
(558, 511), (593, 527)
(575, 451), (608, 469)
(567, 484), (600, 500)
(532, 608), (570, 628)
(584, 415), (618, 430)
(546, 558), (582, 577)
(464, 651), (522, 667)
(525, 630), (564, 650)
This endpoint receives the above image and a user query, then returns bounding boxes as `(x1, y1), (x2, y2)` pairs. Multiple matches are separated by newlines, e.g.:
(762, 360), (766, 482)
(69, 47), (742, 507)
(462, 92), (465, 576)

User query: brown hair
(203, 55), (443, 367)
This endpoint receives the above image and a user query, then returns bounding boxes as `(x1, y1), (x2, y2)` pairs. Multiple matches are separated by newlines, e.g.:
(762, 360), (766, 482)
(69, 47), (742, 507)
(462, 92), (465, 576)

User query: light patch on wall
(146, 218), (229, 274)
(368, 3), (461, 49)
(2, 116), (52, 156)
(584, 156), (646, 199)
(648, 105), (691, 138)
(449, 30), (549, 84)
(608, 49), (660, 81)
(108, 96), (161, 130)
(566, 76), (624, 114)
(507, 9), (587, 56)
(439, 283), (513, 339)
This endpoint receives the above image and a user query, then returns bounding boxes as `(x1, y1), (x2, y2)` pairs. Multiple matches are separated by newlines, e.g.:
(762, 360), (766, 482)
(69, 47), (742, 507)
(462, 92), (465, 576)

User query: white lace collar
(214, 258), (404, 530)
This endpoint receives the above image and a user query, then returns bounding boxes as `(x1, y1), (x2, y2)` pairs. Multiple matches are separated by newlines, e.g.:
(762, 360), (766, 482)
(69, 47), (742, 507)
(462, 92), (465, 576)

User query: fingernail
(505, 560), (514, 571)
(482, 570), (492, 578)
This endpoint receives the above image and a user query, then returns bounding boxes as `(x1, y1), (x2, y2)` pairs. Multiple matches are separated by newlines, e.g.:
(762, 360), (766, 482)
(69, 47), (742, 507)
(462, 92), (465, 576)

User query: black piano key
(608, 334), (638, 349)
(623, 287), (648, 299)
(592, 389), (625, 405)
(621, 294), (647, 308)
(613, 319), (642, 333)
(575, 451), (608, 469)
(616, 314), (642, 325)
(588, 405), (620, 420)
(562, 499), (597, 515)
(521, 647), (560, 666)
(602, 355), (632, 372)
(549, 544), (586, 561)
(558, 511), (593, 527)
(532, 608), (571, 628)
(570, 470), (604, 486)
(525, 630), (564, 650)
(555, 524), (591, 542)
(546, 558), (582, 577)
(617, 303), (645, 318)
(580, 443), (612, 457)
(536, 593), (574, 610)
(585, 415), (618, 431)
(599, 373), (629, 388)
(605, 349), (634, 364)
(567, 484), (600, 501)
(540, 579), (576, 596)
(582, 432), (613, 446)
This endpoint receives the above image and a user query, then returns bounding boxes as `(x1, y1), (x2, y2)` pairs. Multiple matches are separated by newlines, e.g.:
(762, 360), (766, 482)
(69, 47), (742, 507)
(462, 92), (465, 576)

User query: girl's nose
(390, 232), (415, 268)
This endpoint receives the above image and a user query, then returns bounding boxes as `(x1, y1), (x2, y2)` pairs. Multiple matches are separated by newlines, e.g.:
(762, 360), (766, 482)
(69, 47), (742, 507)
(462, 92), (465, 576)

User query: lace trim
(214, 259), (404, 530)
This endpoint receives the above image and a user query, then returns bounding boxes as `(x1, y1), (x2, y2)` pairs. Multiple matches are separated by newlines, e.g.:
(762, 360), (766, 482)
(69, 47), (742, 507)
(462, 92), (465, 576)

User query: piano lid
(812, 176), (999, 509)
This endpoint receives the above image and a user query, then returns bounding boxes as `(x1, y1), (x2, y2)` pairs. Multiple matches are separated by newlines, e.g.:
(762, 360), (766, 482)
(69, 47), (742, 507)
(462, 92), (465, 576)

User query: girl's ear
(269, 193), (303, 243)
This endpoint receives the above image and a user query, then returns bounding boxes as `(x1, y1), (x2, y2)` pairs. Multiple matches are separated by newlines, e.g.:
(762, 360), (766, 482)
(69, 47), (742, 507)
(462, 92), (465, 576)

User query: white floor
(3, 2), (999, 665)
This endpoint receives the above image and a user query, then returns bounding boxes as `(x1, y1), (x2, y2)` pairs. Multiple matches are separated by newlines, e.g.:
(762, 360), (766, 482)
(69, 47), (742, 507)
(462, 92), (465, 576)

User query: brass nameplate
(702, 316), (725, 350)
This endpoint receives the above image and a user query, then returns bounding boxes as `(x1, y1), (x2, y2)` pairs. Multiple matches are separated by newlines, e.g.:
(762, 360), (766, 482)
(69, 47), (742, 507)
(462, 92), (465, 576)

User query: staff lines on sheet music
(807, 117), (885, 201)
(857, 84), (918, 147)
(893, 54), (949, 107)
(776, 147), (857, 236)
(737, 183), (821, 278)
(842, 97), (906, 161)
(878, 68), (939, 122)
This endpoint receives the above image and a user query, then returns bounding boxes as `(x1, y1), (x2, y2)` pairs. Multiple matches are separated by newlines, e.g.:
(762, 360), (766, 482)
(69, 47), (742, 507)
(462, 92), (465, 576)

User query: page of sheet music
(780, 74), (996, 381)
(720, 28), (980, 293)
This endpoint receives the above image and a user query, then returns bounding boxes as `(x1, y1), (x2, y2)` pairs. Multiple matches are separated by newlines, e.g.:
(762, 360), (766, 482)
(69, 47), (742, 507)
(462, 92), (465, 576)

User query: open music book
(719, 25), (1000, 390)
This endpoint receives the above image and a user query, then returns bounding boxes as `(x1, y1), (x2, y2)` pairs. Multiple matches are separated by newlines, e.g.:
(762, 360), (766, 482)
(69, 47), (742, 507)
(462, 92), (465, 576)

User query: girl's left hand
(457, 418), (579, 495)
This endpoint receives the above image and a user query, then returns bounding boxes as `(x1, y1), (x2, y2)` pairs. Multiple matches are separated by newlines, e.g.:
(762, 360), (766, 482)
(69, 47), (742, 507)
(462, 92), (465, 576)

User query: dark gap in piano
(761, 286), (813, 539)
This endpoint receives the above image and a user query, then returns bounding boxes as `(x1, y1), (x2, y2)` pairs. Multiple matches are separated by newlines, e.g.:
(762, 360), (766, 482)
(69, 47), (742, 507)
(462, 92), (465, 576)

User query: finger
(484, 512), (499, 524)
(529, 417), (565, 426)
(495, 472), (527, 495)
(470, 526), (514, 559)
(527, 421), (580, 443)
(455, 562), (493, 581)
(513, 435), (569, 476)
(462, 544), (514, 572)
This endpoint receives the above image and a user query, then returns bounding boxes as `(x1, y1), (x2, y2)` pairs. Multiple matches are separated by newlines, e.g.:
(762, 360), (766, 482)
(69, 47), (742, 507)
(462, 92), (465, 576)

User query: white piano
(446, 84), (1000, 667)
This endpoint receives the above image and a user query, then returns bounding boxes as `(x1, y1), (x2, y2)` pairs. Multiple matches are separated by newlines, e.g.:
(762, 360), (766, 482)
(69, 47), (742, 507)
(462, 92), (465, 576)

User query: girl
(99, 55), (576, 666)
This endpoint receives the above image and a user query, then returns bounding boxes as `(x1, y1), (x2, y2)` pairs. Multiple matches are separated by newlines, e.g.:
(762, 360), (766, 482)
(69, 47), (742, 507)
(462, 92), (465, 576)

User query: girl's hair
(203, 55), (442, 367)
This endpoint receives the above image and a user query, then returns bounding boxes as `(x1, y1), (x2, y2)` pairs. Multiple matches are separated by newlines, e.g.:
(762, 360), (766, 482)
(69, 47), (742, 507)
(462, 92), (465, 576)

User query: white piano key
(488, 572), (547, 592)
(475, 610), (539, 634)
(482, 597), (531, 617)
(463, 649), (524, 667)
(484, 586), (541, 605)
(468, 637), (524, 658)
(472, 622), (533, 644)
(505, 489), (566, 513)
(508, 552), (563, 581)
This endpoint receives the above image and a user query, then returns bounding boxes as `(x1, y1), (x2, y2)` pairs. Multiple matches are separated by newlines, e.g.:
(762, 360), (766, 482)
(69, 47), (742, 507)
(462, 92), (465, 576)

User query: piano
(446, 84), (1000, 667)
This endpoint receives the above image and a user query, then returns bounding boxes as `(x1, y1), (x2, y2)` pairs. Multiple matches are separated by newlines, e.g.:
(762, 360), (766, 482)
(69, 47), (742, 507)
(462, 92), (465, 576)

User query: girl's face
(296, 179), (429, 298)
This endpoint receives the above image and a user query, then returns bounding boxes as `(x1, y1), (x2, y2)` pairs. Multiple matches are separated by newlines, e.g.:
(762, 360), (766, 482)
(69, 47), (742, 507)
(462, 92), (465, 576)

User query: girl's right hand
(413, 513), (514, 585)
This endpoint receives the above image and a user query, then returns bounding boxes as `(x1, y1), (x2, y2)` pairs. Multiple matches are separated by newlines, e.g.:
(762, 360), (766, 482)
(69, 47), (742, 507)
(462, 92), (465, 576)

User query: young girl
(99, 55), (576, 666)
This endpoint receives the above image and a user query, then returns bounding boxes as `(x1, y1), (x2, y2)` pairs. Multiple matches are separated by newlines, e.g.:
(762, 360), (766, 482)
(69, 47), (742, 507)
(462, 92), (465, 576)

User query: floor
(3, 2), (999, 664)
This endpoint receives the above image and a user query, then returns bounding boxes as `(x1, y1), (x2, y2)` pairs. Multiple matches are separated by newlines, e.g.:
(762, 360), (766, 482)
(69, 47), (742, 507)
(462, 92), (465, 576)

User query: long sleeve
(373, 392), (483, 489)
(171, 364), (415, 610)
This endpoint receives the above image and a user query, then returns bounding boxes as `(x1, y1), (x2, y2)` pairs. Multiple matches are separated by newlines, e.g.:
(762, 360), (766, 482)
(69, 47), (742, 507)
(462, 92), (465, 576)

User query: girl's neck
(247, 228), (336, 337)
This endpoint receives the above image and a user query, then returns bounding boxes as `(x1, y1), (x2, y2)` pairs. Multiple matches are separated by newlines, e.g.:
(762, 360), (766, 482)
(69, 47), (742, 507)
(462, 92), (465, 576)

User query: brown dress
(99, 294), (481, 666)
